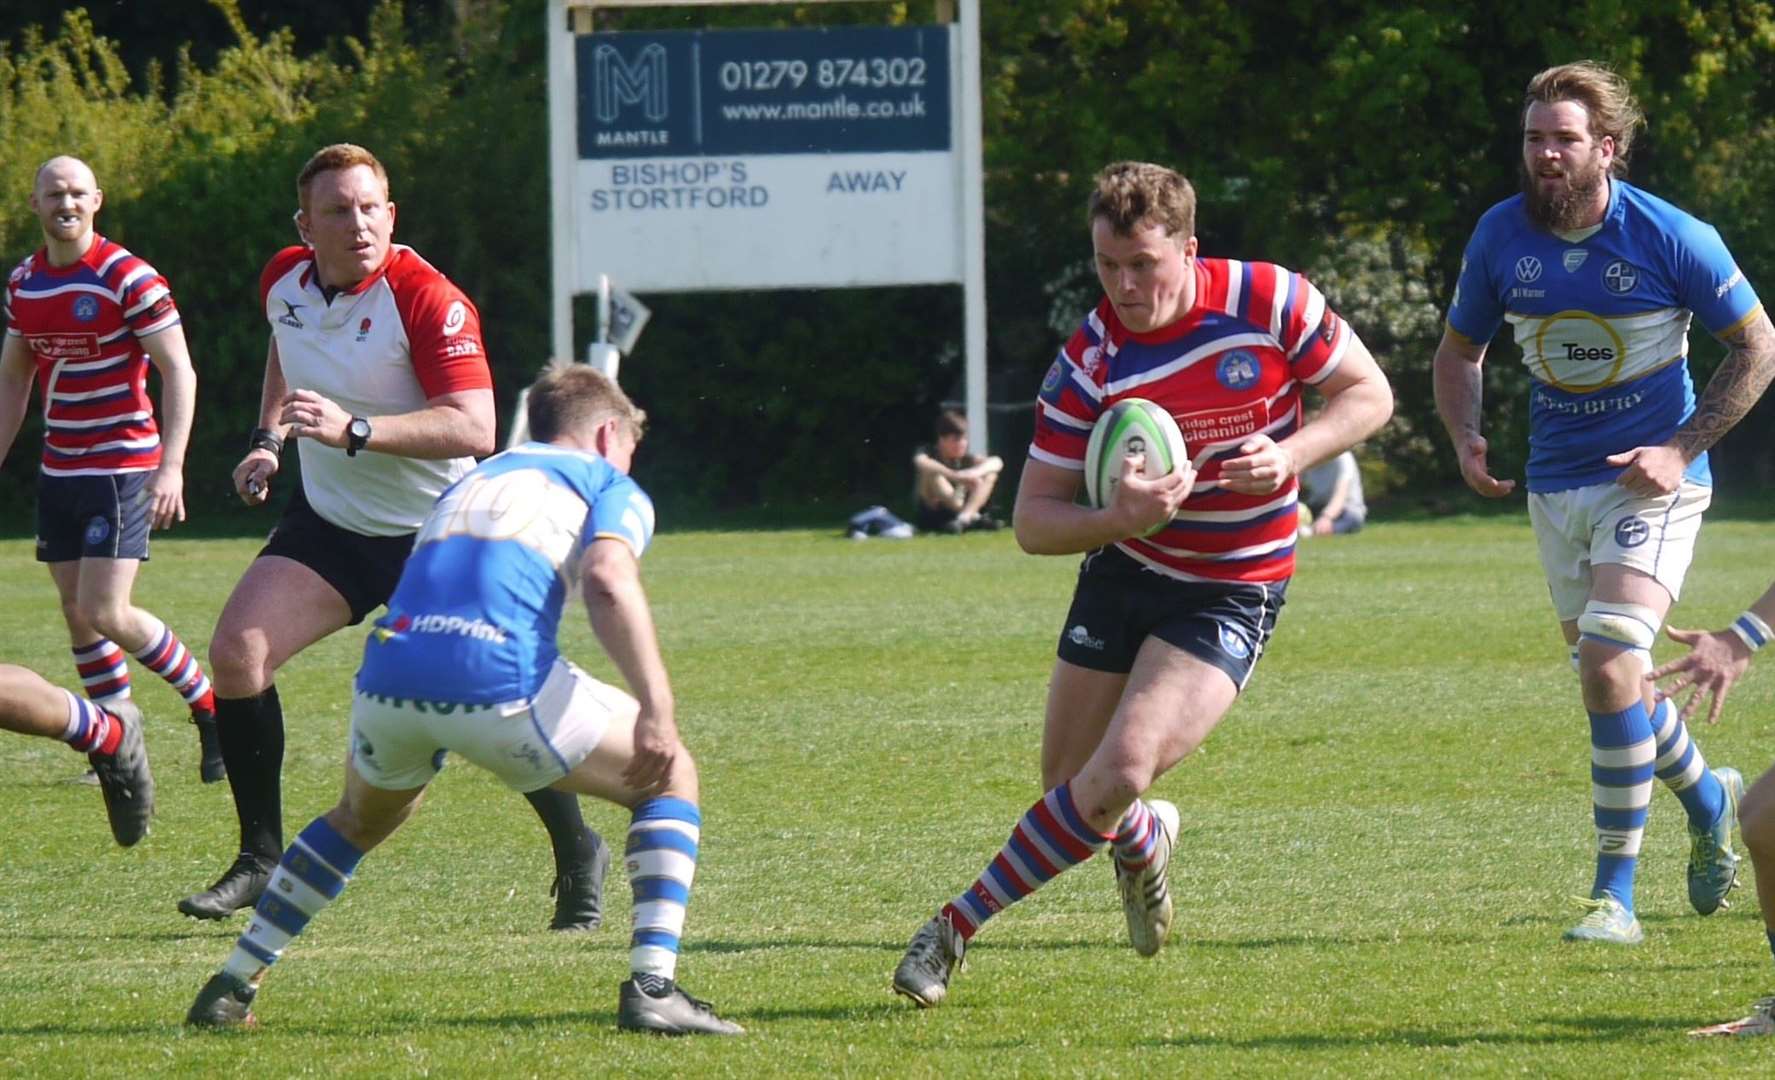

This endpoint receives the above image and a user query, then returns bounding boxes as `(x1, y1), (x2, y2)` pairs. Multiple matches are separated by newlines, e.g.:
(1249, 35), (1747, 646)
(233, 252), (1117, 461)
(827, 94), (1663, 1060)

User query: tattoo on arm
(1675, 310), (1775, 460)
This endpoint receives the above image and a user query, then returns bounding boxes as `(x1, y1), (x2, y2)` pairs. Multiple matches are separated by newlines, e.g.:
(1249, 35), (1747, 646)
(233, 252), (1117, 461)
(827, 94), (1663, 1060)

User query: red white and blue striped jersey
(1030, 257), (1351, 584)
(3, 236), (178, 476)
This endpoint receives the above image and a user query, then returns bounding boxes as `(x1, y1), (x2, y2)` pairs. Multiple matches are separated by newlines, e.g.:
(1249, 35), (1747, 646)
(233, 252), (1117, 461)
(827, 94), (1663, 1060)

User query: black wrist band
(249, 427), (284, 455)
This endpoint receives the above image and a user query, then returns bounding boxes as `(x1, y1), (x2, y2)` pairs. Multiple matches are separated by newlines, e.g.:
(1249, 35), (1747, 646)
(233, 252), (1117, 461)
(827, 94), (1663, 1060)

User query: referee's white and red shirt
(259, 243), (493, 536)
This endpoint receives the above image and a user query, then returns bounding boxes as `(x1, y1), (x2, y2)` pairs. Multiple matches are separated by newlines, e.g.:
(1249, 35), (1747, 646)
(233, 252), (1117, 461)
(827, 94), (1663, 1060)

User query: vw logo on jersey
(71, 295), (100, 323)
(1614, 515), (1650, 549)
(1216, 621), (1251, 660)
(1562, 249), (1589, 273)
(1216, 350), (1260, 390)
(1603, 259), (1639, 294)
(1515, 256), (1543, 283)
(84, 516), (110, 546)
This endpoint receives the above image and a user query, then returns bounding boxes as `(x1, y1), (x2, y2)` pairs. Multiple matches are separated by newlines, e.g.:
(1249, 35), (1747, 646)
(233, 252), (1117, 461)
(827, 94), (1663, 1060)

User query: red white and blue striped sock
(1112, 799), (1160, 873)
(941, 781), (1112, 941)
(130, 616), (215, 714)
(72, 640), (131, 704)
(59, 689), (122, 756)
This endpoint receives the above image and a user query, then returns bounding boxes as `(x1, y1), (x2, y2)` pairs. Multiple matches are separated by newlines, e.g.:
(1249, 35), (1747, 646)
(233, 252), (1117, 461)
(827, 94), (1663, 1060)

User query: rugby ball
(1084, 398), (1188, 533)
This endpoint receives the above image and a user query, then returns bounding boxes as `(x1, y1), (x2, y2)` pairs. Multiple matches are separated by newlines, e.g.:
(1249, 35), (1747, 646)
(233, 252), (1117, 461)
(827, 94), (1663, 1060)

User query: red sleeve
(387, 252), (493, 398)
(259, 247), (312, 312)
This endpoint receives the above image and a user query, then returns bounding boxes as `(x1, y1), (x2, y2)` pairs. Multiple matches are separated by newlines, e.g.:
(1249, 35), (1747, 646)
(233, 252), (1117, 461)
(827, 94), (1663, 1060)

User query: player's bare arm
(1673, 308), (1775, 460)
(1012, 454), (1189, 556)
(234, 338), (290, 504)
(279, 386), (495, 460)
(1607, 308), (1775, 496)
(140, 325), (197, 529)
(580, 537), (681, 793)
(1651, 578), (1775, 725)
(1433, 326), (1516, 497)
(1225, 334), (1392, 495)
(0, 334), (35, 466)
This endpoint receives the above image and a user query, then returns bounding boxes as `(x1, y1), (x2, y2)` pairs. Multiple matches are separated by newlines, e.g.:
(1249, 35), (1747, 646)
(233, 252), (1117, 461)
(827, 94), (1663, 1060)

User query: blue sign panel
(578, 26), (950, 159)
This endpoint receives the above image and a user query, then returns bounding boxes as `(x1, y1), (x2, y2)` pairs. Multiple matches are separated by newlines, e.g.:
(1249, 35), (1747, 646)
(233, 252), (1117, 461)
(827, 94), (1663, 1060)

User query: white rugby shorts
(349, 658), (635, 792)
(1528, 478), (1710, 622)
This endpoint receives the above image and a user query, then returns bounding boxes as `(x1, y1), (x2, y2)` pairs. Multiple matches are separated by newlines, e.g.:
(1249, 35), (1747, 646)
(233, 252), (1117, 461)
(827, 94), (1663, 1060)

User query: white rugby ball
(1084, 398), (1188, 534)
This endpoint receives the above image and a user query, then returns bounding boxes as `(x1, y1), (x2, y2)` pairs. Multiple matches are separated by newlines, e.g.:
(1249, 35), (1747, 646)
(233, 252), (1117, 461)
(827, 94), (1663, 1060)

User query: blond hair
(1523, 61), (1643, 175)
(526, 365), (647, 443)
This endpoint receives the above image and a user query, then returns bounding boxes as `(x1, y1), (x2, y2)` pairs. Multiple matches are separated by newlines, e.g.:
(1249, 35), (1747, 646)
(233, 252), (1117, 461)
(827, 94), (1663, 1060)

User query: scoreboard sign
(564, 24), (965, 292)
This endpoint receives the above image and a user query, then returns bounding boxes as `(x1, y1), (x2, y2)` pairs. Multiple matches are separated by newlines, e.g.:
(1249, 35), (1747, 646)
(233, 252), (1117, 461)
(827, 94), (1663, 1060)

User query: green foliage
(5, 521), (1775, 1072)
(4, 0), (1775, 523)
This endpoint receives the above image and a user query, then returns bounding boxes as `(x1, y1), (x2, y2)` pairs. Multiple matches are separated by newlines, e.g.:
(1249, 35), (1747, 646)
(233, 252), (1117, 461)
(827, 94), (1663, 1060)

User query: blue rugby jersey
(1446, 179), (1761, 492)
(356, 442), (656, 704)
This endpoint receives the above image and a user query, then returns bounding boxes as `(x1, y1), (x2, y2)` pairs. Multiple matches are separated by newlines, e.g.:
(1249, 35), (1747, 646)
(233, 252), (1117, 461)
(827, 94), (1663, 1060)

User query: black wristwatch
(346, 416), (373, 457)
(248, 427), (284, 455)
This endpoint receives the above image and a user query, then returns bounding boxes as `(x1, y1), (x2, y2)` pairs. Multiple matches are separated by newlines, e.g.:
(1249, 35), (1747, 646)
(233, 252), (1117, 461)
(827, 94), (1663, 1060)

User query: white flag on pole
(608, 285), (652, 355)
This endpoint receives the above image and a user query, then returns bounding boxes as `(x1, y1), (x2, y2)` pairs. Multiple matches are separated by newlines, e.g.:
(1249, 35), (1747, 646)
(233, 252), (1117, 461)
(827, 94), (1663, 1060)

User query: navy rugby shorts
(36, 471), (152, 562)
(1054, 545), (1287, 691)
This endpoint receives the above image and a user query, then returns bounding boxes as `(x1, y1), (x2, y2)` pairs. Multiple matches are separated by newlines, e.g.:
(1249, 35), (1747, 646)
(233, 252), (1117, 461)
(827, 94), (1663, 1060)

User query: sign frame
(547, 0), (989, 453)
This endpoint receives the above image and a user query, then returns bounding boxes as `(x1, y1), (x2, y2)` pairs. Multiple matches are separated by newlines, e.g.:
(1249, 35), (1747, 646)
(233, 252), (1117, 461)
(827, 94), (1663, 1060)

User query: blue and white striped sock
(1589, 702), (1655, 911)
(222, 817), (364, 982)
(627, 797), (701, 981)
(1649, 697), (1725, 829)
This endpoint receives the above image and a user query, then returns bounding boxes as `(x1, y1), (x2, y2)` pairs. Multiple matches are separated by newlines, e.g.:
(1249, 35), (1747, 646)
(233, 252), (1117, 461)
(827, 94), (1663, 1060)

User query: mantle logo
(593, 43), (668, 123)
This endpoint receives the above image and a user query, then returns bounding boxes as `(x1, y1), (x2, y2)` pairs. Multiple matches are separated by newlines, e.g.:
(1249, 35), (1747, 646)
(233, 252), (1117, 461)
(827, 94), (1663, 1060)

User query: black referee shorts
(259, 485), (416, 625)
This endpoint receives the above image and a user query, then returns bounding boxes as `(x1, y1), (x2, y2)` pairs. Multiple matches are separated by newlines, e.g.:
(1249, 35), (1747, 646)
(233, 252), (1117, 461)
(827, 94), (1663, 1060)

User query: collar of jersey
(33, 234), (108, 276)
(299, 244), (404, 298)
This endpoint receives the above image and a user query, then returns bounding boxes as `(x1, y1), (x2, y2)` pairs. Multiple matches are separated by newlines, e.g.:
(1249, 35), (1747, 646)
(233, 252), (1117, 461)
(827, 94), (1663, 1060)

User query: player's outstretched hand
(233, 449), (278, 506)
(623, 707), (681, 793)
(1606, 444), (1686, 497)
(1455, 432), (1515, 498)
(1219, 434), (1295, 495)
(1649, 624), (1754, 725)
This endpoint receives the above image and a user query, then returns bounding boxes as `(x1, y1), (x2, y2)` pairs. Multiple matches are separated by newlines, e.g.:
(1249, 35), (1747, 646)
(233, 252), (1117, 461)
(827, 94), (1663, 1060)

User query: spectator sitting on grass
(912, 409), (1004, 533)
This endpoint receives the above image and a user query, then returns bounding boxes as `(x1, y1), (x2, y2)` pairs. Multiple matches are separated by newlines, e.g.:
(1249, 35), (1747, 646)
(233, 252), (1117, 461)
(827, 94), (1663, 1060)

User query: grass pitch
(3, 516), (1775, 1077)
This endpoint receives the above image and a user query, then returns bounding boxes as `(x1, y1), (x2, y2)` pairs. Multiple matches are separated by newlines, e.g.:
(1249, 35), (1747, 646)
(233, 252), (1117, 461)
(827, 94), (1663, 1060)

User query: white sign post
(546, 0), (988, 449)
